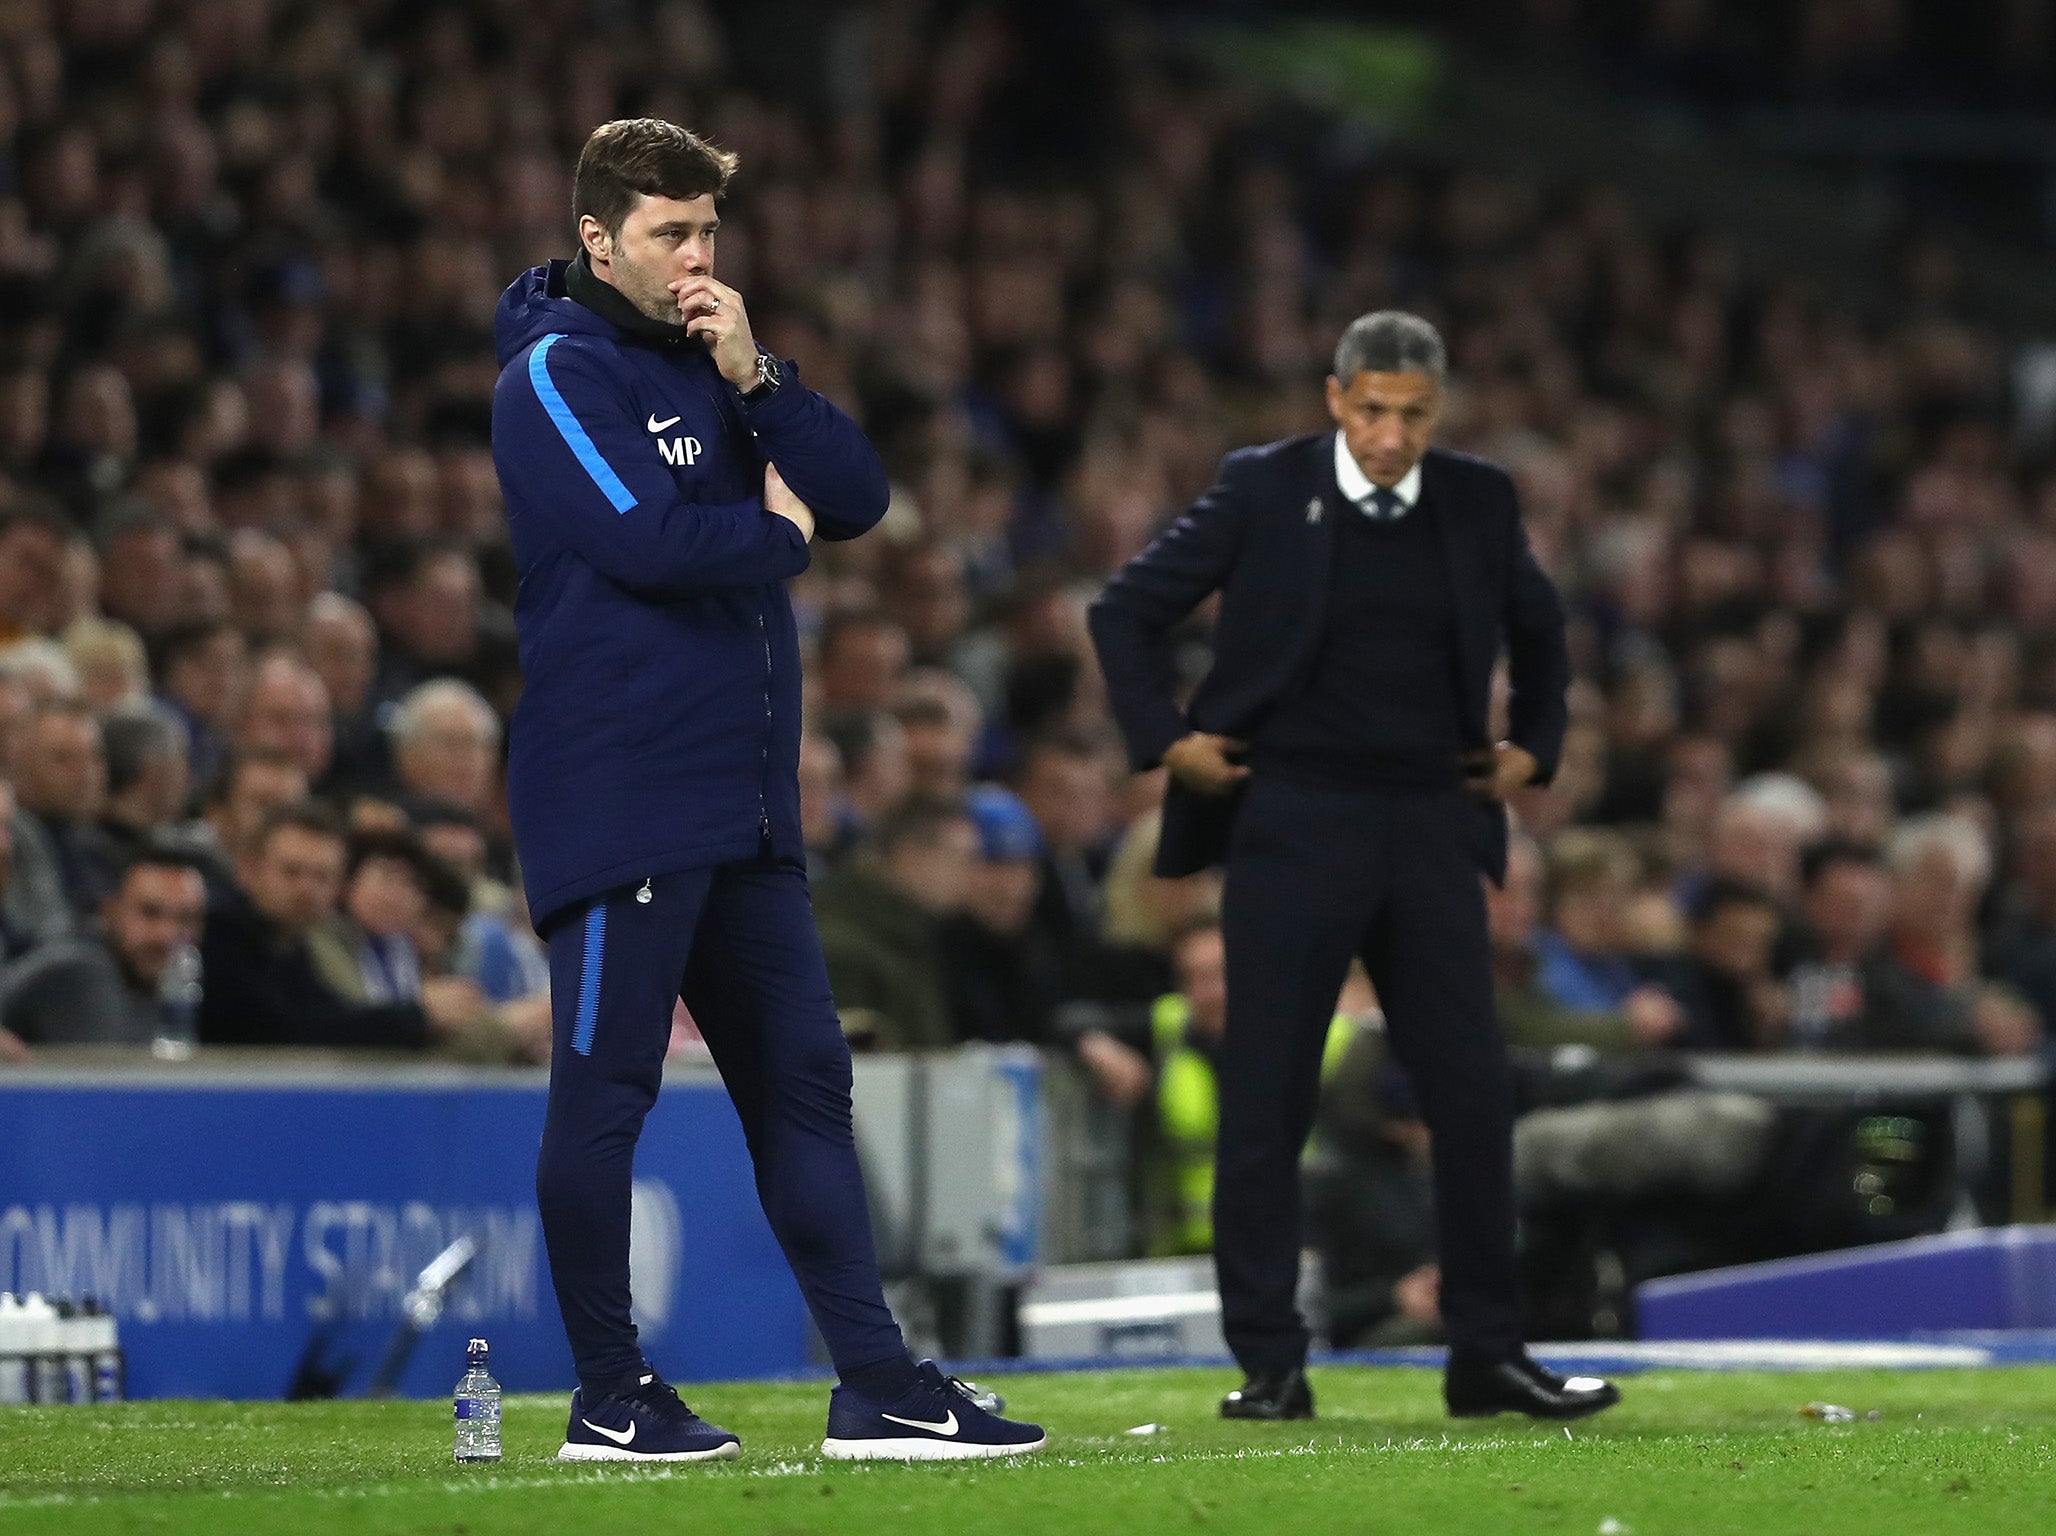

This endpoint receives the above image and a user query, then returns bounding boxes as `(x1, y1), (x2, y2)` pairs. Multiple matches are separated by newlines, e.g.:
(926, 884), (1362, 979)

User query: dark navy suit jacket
(1088, 435), (1570, 881)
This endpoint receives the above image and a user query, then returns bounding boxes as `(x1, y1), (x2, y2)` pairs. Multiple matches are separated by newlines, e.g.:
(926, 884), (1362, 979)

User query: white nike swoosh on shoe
(581, 1418), (636, 1445)
(880, 1409), (958, 1436)
(646, 414), (682, 433)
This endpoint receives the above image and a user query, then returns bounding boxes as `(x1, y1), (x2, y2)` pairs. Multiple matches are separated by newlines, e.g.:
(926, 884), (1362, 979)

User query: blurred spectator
(819, 708), (910, 834)
(412, 855), (551, 1063)
(1811, 747), (1899, 848)
(225, 529), (305, 646)
(1149, 920), (1353, 1256)
(153, 618), (248, 791)
(1993, 800), (2056, 1037)
(388, 678), (501, 821)
(97, 702), (193, 867)
(0, 638), (83, 705)
(1653, 881), (1788, 1050)
(1785, 841), (1893, 1048)
(813, 796), (976, 1050)
(797, 732), (853, 877)
(0, 504), (67, 644)
(1691, 783), (1822, 906)
(1490, 833), (1683, 1051)
(199, 746), (309, 884)
(198, 801), (483, 1050)
(412, 802), (515, 916)
(1014, 731), (1152, 998)
(941, 786), (1058, 1044)
(62, 618), (149, 709)
(1532, 829), (1649, 1012)
(880, 541), (972, 667)
(891, 669), (980, 799)
(0, 842), (206, 1047)
(363, 541), (487, 708)
(409, 801), (547, 1005)
(96, 510), (184, 642)
(304, 593), (385, 793)
(1868, 815), (2040, 1056)
(817, 609), (911, 711)
(309, 828), (441, 1005)
(235, 650), (333, 790)
(1, 777), (72, 960)
(13, 698), (113, 914)
(0, 673), (30, 778)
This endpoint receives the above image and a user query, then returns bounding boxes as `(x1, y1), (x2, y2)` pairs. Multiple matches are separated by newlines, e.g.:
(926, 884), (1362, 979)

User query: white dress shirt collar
(1333, 432), (1423, 511)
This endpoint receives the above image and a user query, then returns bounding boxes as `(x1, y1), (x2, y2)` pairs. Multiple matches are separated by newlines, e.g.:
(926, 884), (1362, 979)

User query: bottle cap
(467, 1337), (488, 1357)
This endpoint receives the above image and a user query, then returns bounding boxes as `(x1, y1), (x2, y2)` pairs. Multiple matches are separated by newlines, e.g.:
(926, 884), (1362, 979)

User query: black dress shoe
(1444, 1353), (1620, 1420)
(1220, 1369), (1315, 1421)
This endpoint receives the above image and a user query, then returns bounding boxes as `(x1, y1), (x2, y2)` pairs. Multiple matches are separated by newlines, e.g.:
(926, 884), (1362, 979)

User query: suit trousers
(535, 854), (907, 1392)
(1215, 774), (1521, 1373)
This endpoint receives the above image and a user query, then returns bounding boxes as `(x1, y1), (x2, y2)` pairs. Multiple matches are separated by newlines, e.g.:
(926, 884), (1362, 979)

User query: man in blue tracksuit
(491, 118), (1041, 1463)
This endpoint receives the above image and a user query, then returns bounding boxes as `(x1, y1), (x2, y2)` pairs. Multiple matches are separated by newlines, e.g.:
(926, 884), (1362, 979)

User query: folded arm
(504, 334), (811, 593)
(742, 358), (890, 542)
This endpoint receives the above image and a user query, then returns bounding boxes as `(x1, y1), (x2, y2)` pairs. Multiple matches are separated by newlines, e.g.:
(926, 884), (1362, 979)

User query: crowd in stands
(2, 1), (2054, 1263)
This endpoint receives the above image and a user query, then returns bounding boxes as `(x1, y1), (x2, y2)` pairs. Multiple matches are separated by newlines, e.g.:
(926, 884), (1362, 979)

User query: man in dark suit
(1090, 312), (1617, 1422)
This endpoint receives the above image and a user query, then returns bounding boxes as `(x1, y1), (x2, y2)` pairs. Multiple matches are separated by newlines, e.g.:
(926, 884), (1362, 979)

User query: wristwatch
(742, 351), (783, 402)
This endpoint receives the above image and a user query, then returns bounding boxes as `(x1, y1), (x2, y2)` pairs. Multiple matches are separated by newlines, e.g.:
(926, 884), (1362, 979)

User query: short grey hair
(389, 677), (501, 748)
(1888, 811), (1991, 890)
(101, 700), (186, 797)
(1333, 310), (1446, 383)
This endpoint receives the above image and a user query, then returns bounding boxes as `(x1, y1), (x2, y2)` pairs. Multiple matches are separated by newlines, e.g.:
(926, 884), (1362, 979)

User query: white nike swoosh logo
(581, 1418), (636, 1445)
(881, 1409), (958, 1436)
(646, 414), (681, 433)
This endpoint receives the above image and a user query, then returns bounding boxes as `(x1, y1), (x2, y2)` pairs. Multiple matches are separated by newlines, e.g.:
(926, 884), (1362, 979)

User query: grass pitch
(4, 1365), (2054, 1535)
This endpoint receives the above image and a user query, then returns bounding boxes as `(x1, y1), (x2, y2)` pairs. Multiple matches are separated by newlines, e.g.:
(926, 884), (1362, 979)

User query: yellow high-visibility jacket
(1150, 994), (1357, 1255)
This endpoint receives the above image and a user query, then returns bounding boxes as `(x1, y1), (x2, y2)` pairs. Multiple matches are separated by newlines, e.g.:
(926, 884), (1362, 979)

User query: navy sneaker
(556, 1370), (742, 1463)
(821, 1359), (1045, 1461)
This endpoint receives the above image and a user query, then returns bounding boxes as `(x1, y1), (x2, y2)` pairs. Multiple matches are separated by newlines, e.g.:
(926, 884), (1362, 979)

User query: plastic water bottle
(154, 943), (203, 1061)
(73, 1298), (122, 1402)
(0, 1294), (27, 1404)
(453, 1338), (502, 1463)
(18, 1294), (63, 1404)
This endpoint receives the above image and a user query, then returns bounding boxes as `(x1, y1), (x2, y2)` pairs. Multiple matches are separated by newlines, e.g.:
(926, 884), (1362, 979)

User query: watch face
(759, 354), (783, 390)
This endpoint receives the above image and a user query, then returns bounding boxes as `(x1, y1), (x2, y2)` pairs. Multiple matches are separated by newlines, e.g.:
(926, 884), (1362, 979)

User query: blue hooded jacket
(490, 259), (887, 930)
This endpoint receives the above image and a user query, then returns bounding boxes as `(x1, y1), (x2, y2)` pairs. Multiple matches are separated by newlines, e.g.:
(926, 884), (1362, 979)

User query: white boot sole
(819, 1435), (1046, 1461)
(555, 1440), (740, 1463)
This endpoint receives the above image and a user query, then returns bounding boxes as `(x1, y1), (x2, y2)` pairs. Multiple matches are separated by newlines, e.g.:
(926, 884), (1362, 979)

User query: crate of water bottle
(0, 1292), (125, 1404)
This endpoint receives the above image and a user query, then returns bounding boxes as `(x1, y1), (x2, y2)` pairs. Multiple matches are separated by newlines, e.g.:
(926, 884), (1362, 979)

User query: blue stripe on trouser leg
(538, 872), (708, 1391)
(573, 903), (605, 1055)
(536, 862), (906, 1394)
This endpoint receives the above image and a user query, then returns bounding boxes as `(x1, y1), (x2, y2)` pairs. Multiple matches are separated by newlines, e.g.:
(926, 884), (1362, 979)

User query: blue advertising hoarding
(0, 1064), (815, 1399)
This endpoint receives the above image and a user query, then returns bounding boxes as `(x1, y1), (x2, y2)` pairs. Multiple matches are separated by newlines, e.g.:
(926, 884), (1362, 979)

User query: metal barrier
(1684, 1053), (2051, 1223)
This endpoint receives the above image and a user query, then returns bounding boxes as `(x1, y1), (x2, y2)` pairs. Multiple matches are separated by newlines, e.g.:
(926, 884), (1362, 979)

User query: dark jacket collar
(563, 252), (696, 348)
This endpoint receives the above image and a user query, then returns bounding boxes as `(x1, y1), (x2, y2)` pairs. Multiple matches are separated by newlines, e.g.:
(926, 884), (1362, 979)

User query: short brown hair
(573, 118), (738, 236)
(253, 799), (346, 857)
(1545, 827), (1640, 910)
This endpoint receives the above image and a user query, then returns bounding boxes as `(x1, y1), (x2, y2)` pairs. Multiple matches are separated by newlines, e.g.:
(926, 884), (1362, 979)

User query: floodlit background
(4, 0), (2056, 1395)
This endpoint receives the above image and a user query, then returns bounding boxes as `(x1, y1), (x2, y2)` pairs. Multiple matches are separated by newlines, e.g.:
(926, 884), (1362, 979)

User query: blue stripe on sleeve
(572, 902), (606, 1056)
(528, 333), (638, 514)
